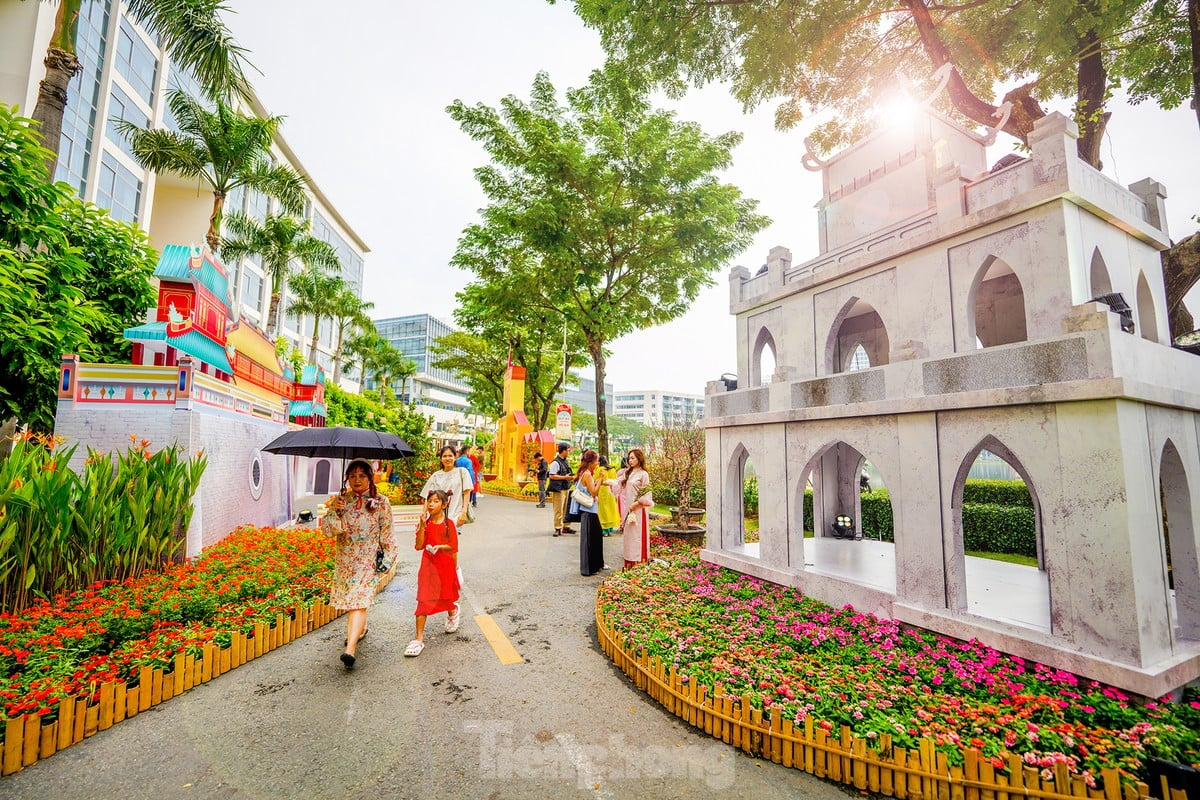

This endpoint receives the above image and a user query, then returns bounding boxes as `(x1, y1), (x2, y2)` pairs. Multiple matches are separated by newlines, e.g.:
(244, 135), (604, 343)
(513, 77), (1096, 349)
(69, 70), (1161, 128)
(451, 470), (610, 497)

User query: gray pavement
(0, 496), (854, 800)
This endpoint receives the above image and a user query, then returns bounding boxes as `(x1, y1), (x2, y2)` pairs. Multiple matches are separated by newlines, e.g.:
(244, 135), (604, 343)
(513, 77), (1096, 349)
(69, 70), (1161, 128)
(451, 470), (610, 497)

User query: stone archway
(1160, 439), (1199, 641)
(969, 256), (1028, 347)
(1089, 248), (1113, 298)
(826, 297), (890, 375)
(751, 327), (777, 388)
(1136, 271), (1158, 342)
(951, 435), (1048, 630)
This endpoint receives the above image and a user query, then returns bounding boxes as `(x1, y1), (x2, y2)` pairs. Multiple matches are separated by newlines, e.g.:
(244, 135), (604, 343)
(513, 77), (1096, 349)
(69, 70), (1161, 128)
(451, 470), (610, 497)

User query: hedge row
(961, 479), (1033, 508)
(859, 492), (1036, 557)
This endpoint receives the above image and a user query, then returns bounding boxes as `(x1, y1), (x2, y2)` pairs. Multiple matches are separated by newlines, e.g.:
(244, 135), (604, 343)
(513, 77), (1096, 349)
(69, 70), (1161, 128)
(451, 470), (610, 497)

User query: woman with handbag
(420, 445), (472, 528)
(322, 459), (398, 669)
(406, 489), (460, 657)
(573, 449), (605, 576)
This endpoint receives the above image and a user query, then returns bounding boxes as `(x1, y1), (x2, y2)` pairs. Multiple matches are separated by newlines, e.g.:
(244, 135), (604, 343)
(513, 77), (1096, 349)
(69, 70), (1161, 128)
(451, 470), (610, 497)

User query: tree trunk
(308, 322), (320, 366)
(332, 327), (345, 384)
(1164, 230), (1200, 339)
(266, 292), (282, 338)
(586, 335), (609, 457)
(904, 0), (1046, 144)
(31, 45), (82, 178)
(206, 191), (225, 252)
(1075, 28), (1109, 169)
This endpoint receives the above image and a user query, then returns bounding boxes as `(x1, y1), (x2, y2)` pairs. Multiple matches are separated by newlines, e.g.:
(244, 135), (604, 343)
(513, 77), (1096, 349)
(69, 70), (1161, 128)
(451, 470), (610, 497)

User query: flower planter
(656, 525), (706, 547)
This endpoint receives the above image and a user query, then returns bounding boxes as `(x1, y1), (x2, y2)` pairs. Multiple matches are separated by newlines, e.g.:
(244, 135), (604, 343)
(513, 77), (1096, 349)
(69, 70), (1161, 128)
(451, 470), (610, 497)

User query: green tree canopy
(286, 266), (344, 364)
(562, 0), (1200, 334)
(447, 66), (768, 455)
(0, 106), (157, 431)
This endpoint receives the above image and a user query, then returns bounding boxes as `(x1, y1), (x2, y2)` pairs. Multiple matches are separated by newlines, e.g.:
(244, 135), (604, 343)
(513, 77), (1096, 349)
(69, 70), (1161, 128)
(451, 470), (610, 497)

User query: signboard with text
(554, 402), (572, 441)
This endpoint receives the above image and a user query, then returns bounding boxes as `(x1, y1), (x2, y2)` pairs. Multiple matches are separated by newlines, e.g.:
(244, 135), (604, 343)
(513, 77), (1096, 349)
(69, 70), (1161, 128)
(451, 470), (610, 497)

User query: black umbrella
(262, 426), (415, 460)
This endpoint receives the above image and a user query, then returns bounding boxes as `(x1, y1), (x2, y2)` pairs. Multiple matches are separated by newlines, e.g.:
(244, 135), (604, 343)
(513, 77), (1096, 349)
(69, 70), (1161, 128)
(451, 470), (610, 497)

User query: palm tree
(393, 357), (417, 405)
(219, 211), (340, 337)
(343, 330), (386, 394)
(369, 341), (414, 407)
(32, 0), (250, 176)
(118, 92), (307, 251)
(329, 289), (374, 385)
(287, 267), (344, 365)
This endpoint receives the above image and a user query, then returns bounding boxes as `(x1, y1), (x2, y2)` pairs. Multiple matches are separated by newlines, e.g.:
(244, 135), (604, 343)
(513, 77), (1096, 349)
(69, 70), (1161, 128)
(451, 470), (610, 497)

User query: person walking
(611, 448), (654, 569)
(406, 490), (460, 657)
(547, 442), (574, 535)
(455, 444), (476, 506)
(534, 453), (549, 507)
(574, 449), (604, 575)
(420, 445), (472, 528)
(321, 459), (398, 669)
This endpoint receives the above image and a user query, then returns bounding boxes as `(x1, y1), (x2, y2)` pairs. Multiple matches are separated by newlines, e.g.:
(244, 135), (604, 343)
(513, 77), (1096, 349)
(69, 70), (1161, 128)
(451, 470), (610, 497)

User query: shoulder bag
(571, 480), (595, 509)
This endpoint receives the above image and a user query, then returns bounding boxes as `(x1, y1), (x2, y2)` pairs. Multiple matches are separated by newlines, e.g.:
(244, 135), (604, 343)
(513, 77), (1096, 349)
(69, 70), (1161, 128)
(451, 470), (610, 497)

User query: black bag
(374, 547), (390, 573)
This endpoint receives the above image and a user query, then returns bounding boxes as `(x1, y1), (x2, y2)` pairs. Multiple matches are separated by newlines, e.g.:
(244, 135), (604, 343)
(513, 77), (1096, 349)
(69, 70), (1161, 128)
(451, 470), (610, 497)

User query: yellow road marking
(473, 614), (524, 664)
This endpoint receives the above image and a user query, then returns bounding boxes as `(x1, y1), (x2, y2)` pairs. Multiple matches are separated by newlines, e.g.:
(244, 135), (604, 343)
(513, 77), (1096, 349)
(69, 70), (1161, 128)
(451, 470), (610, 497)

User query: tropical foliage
(598, 550), (1200, 787)
(0, 106), (157, 431)
(220, 212), (341, 337)
(448, 66), (768, 454)
(286, 266), (344, 363)
(0, 525), (330, 721)
(119, 92), (308, 251)
(0, 433), (205, 614)
(324, 384), (430, 455)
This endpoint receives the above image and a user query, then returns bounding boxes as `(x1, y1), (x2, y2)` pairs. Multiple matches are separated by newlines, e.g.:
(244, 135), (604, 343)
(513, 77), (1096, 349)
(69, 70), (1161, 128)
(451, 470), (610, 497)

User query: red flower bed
(0, 526), (332, 720)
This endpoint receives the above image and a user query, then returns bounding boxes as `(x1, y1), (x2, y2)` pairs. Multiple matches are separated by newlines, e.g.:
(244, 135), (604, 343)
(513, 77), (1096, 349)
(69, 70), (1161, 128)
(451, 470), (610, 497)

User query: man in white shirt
(547, 442), (574, 535)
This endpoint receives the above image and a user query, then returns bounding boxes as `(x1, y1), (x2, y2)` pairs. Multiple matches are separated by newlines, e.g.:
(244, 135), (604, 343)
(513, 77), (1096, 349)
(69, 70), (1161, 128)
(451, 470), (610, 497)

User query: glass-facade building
(373, 314), (470, 409)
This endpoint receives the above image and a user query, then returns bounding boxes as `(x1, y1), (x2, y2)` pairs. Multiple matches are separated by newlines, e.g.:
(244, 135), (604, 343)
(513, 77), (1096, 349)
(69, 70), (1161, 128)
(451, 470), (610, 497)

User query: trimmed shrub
(962, 479), (1033, 508)
(860, 489), (894, 540)
(743, 475), (759, 516)
(962, 503), (1037, 556)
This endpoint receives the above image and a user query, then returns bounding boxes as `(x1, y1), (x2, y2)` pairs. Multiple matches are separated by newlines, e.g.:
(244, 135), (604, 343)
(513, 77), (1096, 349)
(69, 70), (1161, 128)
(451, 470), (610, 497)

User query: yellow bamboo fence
(595, 608), (1193, 800)
(0, 575), (394, 777)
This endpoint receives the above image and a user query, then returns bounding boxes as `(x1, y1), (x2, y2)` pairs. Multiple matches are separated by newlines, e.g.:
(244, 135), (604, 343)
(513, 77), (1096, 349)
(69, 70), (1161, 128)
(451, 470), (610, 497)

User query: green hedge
(849, 489), (1037, 557)
(962, 479), (1033, 508)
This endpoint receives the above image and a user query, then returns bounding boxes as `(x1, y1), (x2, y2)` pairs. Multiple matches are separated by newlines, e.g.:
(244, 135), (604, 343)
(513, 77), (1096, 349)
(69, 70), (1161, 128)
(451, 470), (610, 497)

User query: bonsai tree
(648, 418), (706, 530)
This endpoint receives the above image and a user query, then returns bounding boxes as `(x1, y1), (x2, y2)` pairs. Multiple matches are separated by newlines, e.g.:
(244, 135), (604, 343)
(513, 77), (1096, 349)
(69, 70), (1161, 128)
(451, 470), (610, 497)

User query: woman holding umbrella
(322, 459), (398, 669)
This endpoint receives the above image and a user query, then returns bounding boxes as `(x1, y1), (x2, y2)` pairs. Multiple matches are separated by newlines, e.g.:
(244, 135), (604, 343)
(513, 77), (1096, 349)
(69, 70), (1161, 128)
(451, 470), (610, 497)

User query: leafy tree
(447, 67), (768, 455)
(30, 0), (251, 176)
(563, 0), (1200, 333)
(342, 330), (387, 394)
(119, 92), (308, 252)
(328, 289), (374, 385)
(433, 283), (585, 430)
(220, 211), (341, 337)
(286, 266), (344, 365)
(0, 105), (157, 431)
(324, 383), (431, 455)
(569, 406), (649, 446)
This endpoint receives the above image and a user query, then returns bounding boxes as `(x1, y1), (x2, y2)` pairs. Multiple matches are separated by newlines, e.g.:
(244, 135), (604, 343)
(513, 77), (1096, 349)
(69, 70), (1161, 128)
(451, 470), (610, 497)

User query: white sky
(226, 0), (1200, 395)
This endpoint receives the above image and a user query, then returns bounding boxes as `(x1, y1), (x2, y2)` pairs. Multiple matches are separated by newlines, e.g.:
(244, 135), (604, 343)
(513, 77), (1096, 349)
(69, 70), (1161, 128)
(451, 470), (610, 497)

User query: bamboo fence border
(0, 584), (385, 777)
(595, 607), (1192, 800)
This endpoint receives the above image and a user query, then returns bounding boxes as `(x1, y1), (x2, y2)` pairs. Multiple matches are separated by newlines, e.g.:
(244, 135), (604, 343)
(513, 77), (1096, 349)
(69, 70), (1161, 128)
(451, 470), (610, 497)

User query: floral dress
(320, 492), (397, 610)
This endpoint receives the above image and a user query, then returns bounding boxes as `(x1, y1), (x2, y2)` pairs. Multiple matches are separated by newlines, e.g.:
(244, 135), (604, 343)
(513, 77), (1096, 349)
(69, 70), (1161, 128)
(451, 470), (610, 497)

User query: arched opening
(1089, 248), (1113, 299)
(847, 343), (870, 371)
(970, 256), (1028, 348)
(741, 455), (760, 552)
(1136, 271), (1158, 343)
(952, 437), (1048, 631)
(799, 442), (895, 592)
(313, 460), (332, 495)
(827, 298), (889, 374)
(1160, 440), (1199, 641)
(724, 445), (754, 554)
(751, 328), (777, 387)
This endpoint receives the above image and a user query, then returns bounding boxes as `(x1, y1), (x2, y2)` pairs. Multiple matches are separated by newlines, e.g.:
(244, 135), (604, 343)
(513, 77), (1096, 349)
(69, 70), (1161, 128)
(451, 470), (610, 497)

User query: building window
(54, 0), (111, 194)
(115, 19), (159, 106)
(163, 64), (204, 132)
(95, 152), (142, 224)
(248, 453), (264, 500)
(247, 188), (269, 223)
(241, 269), (264, 313)
(105, 84), (149, 160)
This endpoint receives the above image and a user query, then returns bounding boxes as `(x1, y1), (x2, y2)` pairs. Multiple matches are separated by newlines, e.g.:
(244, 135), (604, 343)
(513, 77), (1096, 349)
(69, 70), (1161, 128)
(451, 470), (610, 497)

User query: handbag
(374, 530), (391, 574)
(464, 503), (476, 524)
(571, 481), (595, 509)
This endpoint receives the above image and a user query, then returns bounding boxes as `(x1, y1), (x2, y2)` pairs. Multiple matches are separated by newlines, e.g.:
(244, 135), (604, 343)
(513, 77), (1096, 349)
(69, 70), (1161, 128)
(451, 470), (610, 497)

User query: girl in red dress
(406, 490), (460, 657)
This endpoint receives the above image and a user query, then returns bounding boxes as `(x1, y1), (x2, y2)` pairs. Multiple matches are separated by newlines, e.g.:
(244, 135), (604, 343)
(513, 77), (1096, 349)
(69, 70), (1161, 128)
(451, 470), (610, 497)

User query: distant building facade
(372, 314), (482, 445)
(562, 373), (612, 417)
(614, 390), (705, 427)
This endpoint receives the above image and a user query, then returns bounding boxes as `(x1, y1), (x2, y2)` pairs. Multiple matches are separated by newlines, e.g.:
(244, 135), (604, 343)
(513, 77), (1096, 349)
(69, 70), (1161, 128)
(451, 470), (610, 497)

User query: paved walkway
(0, 496), (851, 800)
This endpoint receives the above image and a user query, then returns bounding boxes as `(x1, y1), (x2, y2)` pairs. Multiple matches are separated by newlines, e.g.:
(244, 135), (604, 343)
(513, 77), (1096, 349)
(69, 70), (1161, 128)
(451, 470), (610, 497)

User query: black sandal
(340, 652), (355, 669)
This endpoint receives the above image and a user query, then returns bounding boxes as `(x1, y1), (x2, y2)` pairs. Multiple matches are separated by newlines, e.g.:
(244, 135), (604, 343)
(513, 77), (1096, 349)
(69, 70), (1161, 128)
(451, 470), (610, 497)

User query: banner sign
(555, 403), (572, 441)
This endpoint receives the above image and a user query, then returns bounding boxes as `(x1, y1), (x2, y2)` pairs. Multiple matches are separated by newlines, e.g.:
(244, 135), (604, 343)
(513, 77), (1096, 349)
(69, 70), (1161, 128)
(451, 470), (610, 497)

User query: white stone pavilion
(702, 107), (1200, 697)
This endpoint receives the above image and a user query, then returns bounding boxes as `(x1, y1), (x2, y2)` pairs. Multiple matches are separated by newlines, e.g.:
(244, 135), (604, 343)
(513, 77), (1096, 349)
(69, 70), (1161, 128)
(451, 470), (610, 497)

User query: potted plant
(648, 418), (706, 545)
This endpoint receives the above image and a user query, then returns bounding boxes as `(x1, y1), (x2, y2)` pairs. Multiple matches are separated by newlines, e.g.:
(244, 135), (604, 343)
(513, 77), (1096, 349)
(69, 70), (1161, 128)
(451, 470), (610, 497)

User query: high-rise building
(561, 373), (612, 417)
(613, 390), (705, 427)
(0, 0), (368, 381)
(372, 314), (482, 444)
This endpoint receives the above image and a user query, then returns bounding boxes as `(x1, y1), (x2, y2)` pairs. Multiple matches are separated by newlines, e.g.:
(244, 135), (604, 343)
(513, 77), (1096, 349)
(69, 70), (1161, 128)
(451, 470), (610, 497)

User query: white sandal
(445, 605), (461, 634)
(404, 639), (424, 657)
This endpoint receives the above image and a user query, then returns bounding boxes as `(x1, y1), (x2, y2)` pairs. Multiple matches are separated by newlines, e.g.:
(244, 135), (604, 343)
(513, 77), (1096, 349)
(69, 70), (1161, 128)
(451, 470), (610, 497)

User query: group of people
(320, 445), (479, 668)
(319, 441), (652, 670)
(537, 443), (654, 577)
